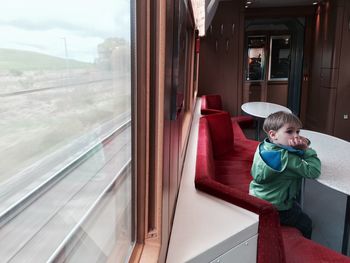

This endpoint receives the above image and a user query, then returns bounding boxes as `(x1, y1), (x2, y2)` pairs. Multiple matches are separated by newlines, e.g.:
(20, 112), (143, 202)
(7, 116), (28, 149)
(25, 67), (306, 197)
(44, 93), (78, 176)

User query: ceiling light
(313, 1), (318, 5)
(246, 1), (252, 4)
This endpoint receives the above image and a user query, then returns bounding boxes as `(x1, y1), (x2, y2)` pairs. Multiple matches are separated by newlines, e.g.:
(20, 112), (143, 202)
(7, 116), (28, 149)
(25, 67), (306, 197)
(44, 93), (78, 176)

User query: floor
(243, 126), (266, 141)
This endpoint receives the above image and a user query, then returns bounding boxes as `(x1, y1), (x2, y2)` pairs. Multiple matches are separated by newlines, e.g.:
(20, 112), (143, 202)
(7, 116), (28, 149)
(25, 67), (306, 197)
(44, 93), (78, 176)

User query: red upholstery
(200, 94), (254, 140)
(195, 112), (350, 263)
(196, 113), (284, 263)
(201, 94), (223, 112)
(204, 112), (234, 158)
(232, 115), (255, 129)
(282, 227), (350, 262)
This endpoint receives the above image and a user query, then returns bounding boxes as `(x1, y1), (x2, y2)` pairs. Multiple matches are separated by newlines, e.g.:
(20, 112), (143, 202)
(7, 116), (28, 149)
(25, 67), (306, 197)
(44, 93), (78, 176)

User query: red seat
(195, 112), (350, 263)
(201, 94), (254, 140)
(201, 94), (223, 113)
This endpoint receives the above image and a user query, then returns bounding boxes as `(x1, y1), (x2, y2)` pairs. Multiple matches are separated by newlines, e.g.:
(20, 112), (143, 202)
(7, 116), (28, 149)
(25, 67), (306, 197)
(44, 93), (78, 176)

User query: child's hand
(289, 136), (309, 150)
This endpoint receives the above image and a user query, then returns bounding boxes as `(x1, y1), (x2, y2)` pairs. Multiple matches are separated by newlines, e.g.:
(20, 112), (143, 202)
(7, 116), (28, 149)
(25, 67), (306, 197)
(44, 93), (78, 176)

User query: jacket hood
(258, 139), (304, 172)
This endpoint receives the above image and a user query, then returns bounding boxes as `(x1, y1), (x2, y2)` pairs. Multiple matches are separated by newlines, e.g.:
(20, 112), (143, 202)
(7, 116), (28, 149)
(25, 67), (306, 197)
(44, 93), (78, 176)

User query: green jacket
(249, 139), (321, 211)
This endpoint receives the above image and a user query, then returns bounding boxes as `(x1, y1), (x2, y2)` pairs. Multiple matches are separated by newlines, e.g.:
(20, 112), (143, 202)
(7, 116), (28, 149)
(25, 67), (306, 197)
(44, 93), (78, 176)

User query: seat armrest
(195, 176), (286, 263)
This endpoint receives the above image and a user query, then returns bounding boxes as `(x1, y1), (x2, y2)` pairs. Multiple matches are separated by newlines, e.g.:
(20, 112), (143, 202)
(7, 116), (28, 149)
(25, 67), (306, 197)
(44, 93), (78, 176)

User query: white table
(241, 102), (292, 119)
(241, 102), (292, 139)
(300, 129), (350, 254)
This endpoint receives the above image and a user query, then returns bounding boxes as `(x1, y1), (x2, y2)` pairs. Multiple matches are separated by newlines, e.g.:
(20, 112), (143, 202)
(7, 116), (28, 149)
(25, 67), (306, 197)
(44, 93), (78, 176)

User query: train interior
(1, 0), (350, 262)
(162, 0), (350, 262)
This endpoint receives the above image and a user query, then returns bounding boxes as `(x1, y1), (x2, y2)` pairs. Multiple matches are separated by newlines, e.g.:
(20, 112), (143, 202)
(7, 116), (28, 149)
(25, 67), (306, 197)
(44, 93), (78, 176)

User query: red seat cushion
(281, 227), (350, 263)
(214, 159), (253, 191)
(231, 115), (254, 129)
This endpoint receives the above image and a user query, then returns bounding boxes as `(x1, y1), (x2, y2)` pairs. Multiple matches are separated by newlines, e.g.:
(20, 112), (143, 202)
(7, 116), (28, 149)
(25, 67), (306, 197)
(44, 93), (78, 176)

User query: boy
(249, 111), (321, 239)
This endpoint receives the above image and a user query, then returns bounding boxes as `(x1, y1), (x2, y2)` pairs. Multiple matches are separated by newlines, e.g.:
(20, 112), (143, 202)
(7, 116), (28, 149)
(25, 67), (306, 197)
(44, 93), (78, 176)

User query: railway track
(0, 115), (131, 228)
(0, 77), (113, 97)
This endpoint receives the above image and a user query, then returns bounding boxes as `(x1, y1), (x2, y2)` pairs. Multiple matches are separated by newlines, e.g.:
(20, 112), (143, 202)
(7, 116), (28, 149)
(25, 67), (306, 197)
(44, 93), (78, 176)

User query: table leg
(300, 178), (305, 209)
(255, 118), (264, 141)
(342, 195), (350, 255)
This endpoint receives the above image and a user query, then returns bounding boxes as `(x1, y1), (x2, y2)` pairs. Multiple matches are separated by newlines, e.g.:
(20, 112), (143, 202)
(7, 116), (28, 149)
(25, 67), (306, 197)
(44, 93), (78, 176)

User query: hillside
(0, 48), (92, 71)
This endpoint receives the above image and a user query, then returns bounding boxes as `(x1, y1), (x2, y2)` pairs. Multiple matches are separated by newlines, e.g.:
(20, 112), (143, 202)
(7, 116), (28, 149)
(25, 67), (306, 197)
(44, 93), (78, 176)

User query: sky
(0, 0), (131, 63)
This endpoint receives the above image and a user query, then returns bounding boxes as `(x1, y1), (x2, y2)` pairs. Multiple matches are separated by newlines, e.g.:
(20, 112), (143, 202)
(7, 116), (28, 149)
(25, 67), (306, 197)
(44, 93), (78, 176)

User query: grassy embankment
(0, 48), (91, 71)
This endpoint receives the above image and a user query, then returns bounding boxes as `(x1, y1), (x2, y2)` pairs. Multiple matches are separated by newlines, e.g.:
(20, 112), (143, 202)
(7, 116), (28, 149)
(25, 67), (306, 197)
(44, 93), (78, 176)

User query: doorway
(243, 18), (305, 115)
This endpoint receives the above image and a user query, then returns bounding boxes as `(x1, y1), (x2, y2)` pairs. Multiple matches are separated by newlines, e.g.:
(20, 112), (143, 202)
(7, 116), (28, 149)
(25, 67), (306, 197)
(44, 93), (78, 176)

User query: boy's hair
(263, 111), (302, 134)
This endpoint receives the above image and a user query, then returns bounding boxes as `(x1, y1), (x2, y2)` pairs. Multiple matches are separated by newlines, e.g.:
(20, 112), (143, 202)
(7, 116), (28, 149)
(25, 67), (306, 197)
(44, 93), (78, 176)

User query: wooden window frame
(130, 0), (197, 262)
(129, 0), (165, 262)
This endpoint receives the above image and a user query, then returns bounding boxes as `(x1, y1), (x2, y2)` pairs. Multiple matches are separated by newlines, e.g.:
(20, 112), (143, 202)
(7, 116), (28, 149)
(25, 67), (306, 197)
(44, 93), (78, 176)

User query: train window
(0, 0), (135, 262)
(180, 12), (196, 155)
(268, 35), (291, 80)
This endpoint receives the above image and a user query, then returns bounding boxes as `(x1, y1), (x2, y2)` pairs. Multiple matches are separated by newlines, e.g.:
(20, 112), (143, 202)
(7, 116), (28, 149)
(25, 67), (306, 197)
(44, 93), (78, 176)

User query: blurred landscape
(0, 47), (131, 182)
(0, 48), (91, 71)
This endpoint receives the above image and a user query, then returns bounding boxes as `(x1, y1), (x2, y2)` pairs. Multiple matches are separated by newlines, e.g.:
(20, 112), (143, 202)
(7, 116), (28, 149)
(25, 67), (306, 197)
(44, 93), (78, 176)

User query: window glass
(246, 36), (266, 81)
(269, 35), (290, 80)
(0, 0), (134, 262)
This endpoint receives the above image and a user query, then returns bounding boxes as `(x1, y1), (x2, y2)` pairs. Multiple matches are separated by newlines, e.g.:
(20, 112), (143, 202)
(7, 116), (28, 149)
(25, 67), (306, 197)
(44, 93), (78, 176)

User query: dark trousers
(279, 202), (312, 239)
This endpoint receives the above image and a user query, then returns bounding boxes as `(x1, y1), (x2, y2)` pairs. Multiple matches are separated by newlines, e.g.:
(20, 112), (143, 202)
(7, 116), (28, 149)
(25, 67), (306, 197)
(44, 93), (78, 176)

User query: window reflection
(246, 36), (266, 81)
(0, 0), (134, 262)
(269, 35), (290, 80)
(0, 0), (131, 180)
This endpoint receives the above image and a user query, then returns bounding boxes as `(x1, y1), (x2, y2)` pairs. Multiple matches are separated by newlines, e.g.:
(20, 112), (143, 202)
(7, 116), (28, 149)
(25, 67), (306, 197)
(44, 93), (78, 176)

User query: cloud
(0, 19), (107, 38)
(0, 0), (131, 62)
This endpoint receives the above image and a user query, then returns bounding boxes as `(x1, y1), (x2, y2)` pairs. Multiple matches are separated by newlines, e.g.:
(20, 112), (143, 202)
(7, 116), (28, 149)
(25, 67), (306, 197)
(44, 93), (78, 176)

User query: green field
(0, 48), (92, 71)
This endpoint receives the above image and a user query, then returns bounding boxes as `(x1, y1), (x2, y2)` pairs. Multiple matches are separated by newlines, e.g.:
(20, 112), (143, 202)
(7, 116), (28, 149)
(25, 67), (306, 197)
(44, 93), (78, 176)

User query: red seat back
(201, 94), (223, 114)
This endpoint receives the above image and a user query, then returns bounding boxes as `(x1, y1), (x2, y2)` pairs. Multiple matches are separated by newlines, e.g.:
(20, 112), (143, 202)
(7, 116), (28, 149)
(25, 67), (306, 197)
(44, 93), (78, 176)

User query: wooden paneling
(243, 81), (288, 106)
(300, 16), (314, 125)
(198, 1), (244, 116)
(245, 6), (315, 18)
(243, 82), (264, 103)
(305, 4), (322, 130)
(306, 87), (337, 133)
(334, 0), (350, 140)
(305, 0), (340, 134)
(321, 1), (343, 69)
(306, 0), (350, 141)
(320, 68), (339, 88)
(267, 82), (288, 106)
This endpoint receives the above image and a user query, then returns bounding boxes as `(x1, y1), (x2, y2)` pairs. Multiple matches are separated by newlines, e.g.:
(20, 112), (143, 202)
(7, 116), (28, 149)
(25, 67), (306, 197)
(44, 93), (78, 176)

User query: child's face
(269, 123), (301, 147)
